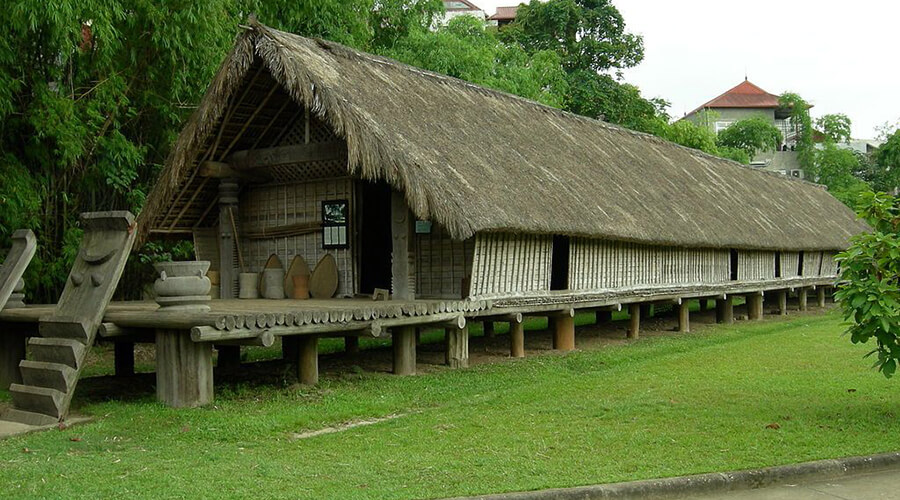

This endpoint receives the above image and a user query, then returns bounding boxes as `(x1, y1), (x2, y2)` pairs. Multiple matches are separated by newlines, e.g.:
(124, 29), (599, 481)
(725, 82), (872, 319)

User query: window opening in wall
(798, 251), (804, 276)
(775, 251), (782, 278)
(550, 235), (570, 291)
(730, 249), (738, 281)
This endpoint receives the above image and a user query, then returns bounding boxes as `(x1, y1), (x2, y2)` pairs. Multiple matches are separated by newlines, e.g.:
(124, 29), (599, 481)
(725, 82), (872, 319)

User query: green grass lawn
(1, 309), (897, 499)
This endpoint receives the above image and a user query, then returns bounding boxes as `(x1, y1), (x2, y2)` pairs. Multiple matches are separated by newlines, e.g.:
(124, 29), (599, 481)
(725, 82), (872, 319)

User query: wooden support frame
(798, 287), (808, 311)
(446, 325), (469, 369)
(155, 329), (213, 408)
(508, 313), (525, 358)
(677, 300), (690, 333)
(747, 293), (764, 321)
(817, 286), (827, 308)
(777, 289), (788, 316)
(715, 296), (734, 324)
(227, 141), (346, 171)
(392, 326), (416, 375)
(297, 336), (319, 385)
(553, 310), (576, 351)
(628, 303), (641, 339)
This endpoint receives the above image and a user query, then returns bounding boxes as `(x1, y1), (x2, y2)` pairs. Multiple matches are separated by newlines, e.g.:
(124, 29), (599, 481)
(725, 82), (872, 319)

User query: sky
(473, 0), (900, 139)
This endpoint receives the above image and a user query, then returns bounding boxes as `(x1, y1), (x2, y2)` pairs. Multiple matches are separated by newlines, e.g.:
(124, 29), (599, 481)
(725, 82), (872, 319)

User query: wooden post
(510, 319), (525, 358)
(677, 301), (690, 333)
(799, 288), (808, 311)
(628, 303), (641, 339)
(716, 297), (734, 324)
(218, 180), (239, 299)
(596, 310), (612, 324)
(446, 326), (469, 368)
(0, 329), (27, 389)
(391, 191), (414, 300)
(114, 341), (135, 377)
(297, 336), (318, 385)
(393, 326), (416, 375)
(747, 293), (763, 321)
(344, 336), (359, 355)
(817, 286), (826, 308)
(483, 321), (494, 338)
(156, 329), (213, 408)
(553, 313), (575, 351)
(778, 290), (788, 316)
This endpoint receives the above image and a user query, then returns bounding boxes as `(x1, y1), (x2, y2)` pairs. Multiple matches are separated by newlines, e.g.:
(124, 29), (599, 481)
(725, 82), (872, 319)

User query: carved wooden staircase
(2, 212), (136, 426)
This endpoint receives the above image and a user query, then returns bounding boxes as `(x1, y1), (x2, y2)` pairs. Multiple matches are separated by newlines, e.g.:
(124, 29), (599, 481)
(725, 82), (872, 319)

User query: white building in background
(441, 0), (486, 24)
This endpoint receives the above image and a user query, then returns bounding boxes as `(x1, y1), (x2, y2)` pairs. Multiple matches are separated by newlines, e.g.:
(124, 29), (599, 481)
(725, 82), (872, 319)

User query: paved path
(692, 468), (900, 500)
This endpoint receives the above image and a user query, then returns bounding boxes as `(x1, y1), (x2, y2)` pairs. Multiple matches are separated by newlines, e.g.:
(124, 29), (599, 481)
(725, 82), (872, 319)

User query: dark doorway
(730, 249), (738, 281)
(551, 235), (570, 291)
(798, 251), (804, 276)
(358, 181), (392, 294)
(775, 252), (782, 278)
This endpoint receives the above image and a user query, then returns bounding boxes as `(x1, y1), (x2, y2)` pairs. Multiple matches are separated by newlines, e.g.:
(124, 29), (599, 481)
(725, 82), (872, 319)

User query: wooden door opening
(550, 235), (570, 291)
(798, 251), (805, 276)
(730, 249), (738, 281)
(775, 251), (782, 278)
(358, 181), (392, 294)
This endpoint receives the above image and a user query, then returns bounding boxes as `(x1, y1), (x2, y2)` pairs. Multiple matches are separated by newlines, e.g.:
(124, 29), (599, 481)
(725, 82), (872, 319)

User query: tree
(811, 144), (870, 207)
(835, 191), (900, 378)
(816, 113), (852, 144)
(387, 16), (569, 108)
(502, 0), (644, 74)
(871, 130), (900, 194)
(715, 116), (783, 159)
(779, 92), (813, 169)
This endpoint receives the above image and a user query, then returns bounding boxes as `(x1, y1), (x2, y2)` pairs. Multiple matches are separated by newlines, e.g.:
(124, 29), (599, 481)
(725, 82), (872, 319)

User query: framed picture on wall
(322, 199), (349, 249)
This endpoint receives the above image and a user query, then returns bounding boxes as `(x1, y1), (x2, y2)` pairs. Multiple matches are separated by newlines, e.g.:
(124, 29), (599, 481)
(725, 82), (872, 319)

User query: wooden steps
(0, 211), (136, 427)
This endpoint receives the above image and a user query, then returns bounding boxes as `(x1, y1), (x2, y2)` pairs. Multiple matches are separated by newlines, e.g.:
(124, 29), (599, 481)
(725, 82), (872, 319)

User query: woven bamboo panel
(415, 222), (473, 299)
(803, 251), (823, 277)
(737, 250), (776, 281)
(568, 238), (729, 290)
(469, 233), (552, 296)
(240, 178), (355, 296)
(780, 251), (801, 278)
(821, 251), (839, 276)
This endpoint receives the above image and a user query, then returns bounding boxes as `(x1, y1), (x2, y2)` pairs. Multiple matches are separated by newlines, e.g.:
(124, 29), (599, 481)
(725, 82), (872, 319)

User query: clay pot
(153, 261), (211, 312)
(239, 272), (260, 299)
(291, 274), (310, 300)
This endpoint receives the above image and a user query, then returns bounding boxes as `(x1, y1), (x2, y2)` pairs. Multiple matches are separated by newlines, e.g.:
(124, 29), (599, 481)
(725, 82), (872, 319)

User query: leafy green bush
(835, 191), (899, 377)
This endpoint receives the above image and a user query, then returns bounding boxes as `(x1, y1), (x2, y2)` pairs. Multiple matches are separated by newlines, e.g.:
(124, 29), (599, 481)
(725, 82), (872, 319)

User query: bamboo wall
(780, 251), (801, 278)
(803, 251), (822, 277)
(568, 238), (730, 290)
(469, 233), (552, 296)
(241, 179), (355, 297)
(821, 251), (839, 276)
(415, 222), (474, 299)
(737, 250), (776, 281)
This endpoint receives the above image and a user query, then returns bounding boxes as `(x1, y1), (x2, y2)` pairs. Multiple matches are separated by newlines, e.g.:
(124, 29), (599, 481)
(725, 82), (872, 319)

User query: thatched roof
(138, 20), (866, 251)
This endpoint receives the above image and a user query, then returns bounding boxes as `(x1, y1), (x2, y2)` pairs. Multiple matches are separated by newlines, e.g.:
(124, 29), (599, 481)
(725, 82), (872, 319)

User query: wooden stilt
(799, 288), (808, 311)
(778, 290), (788, 316)
(393, 326), (416, 375)
(628, 303), (641, 339)
(156, 329), (213, 408)
(216, 345), (240, 371)
(483, 321), (494, 338)
(510, 320), (525, 358)
(716, 297), (734, 324)
(297, 336), (318, 385)
(0, 330), (27, 389)
(747, 293), (763, 320)
(553, 314), (575, 351)
(817, 287), (826, 308)
(344, 336), (359, 355)
(446, 326), (469, 368)
(114, 341), (135, 377)
(678, 301), (690, 333)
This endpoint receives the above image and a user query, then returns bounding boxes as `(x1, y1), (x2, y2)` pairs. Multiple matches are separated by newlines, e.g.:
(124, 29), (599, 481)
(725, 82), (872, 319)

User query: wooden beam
(446, 325), (469, 368)
(198, 161), (271, 182)
(747, 293), (763, 320)
(227, 141), (346, 170)
(297, 336), (318, 385)
(553, 315), (575, 351)
(817, 286), (826, 308)
(393, 326), (416, 375)
(799, 287), (808, 311)
(628, 303), (640, 339)
(677, 301), (690, 333)
(509, 315), (525, 358)
(156, 328), (213, 408)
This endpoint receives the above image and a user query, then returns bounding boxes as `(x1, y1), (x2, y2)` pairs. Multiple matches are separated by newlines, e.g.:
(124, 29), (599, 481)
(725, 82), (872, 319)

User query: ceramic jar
(153, 261), (211, 312)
